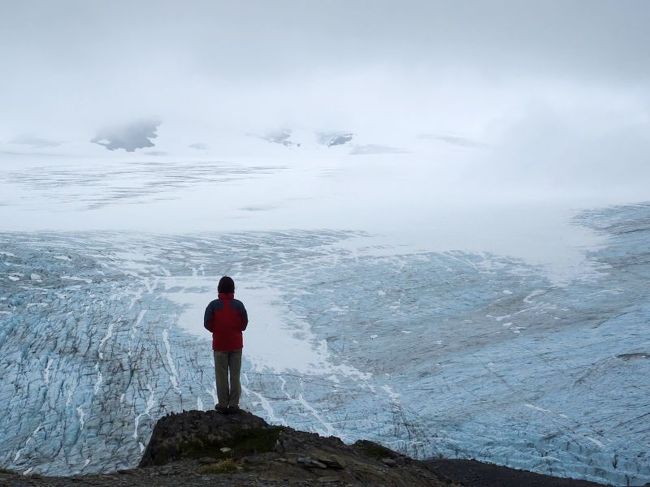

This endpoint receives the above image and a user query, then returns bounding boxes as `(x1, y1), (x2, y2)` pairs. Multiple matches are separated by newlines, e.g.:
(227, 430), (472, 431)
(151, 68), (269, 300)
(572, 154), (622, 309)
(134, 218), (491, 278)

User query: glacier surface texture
(0, 203), (649, 485)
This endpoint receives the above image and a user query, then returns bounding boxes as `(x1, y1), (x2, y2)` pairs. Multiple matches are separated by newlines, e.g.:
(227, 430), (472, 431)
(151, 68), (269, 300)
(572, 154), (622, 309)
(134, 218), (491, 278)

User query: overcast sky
(3, 1), (650, 77)
(1, 1), (649, 201)
(1, 0), (649, 134)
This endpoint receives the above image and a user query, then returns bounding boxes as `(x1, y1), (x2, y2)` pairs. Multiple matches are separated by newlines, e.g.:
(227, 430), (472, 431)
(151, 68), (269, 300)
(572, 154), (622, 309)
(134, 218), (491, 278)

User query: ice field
(1, 201), (649, 485)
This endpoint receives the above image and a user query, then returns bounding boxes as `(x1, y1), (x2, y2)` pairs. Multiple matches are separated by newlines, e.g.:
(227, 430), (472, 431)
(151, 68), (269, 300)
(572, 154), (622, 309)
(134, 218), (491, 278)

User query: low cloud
(419, 134), (487, 149)
(350, 144), (408, 155)
(10, 135), (62, 149)
(189, 142), (208, 150)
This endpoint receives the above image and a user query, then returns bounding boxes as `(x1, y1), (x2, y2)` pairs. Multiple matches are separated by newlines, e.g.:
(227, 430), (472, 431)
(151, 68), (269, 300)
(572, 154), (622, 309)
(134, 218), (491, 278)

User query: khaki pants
(214, 349), (242, 408)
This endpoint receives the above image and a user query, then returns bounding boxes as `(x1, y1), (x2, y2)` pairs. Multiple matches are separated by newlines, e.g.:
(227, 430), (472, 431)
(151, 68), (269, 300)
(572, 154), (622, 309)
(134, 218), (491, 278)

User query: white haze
(1, 0), (650, 281)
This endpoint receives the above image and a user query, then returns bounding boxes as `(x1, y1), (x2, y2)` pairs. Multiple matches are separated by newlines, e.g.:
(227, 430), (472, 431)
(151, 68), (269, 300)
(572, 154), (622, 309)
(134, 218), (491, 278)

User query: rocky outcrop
(0, 409), (611, 486)
(138, 409), (449, 486)
(138, 409), (273, 467)
(317, 132), (354, 147)
(91, 119), (160, 152)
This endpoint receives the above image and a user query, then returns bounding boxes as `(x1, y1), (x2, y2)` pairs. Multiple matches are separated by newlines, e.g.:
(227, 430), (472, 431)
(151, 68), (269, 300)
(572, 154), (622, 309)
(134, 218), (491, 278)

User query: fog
(1, 0), (649, 277)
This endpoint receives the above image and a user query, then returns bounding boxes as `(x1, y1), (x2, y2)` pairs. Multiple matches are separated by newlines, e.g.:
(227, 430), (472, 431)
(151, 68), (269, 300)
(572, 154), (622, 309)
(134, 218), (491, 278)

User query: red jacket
(203, 293), (249, 351)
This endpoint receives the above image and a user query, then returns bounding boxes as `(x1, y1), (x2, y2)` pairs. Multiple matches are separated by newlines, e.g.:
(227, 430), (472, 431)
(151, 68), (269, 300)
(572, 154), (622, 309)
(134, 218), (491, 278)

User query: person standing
(204, 276), (248, 413)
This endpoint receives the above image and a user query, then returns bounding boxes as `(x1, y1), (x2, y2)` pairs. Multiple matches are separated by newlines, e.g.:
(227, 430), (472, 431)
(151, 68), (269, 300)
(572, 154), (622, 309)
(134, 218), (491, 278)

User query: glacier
(0, 203), (649, 485)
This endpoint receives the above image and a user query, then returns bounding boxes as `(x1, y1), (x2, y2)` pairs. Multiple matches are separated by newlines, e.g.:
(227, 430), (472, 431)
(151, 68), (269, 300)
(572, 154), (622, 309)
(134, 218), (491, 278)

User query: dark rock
(263, 129), (295, 147)
(241, 452), (279, 465)
(318, 476), (343, 483)
(424, 458), (608, 487)
(317, 132), (354, 147)
(315, 454), (346, 470)
(0, 410), (610, 486)
(353, 439), (398, 460)
(138, 409), (279, 467)
(197, 457), (217, 465)
(91, 120), (160, 152)
(297, 456), (328, 469)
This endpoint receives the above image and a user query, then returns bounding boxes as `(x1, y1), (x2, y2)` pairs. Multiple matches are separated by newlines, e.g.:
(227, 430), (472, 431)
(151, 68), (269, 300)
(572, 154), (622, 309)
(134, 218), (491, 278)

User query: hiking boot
(215, 405), (228, 414)
(227, 405), (241, 414)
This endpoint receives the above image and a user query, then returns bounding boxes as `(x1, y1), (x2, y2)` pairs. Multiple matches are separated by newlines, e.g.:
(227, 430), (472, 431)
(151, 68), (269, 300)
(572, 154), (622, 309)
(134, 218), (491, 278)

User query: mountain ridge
(0, 409), (610, 486)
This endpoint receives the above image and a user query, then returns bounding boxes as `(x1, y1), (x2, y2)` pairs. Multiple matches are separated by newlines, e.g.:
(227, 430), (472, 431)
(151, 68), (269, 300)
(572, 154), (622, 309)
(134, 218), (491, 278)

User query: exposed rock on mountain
(262, 129), (297, 147)
(138, 409), (447, 486)
(317, 132), (354, 147)
(0, 410), (609, 486)
(91, 120), (160, 152)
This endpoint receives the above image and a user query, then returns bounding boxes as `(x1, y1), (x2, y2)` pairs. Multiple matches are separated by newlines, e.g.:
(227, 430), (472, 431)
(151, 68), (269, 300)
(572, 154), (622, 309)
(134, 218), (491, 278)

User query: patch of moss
(354, 440), (397, 459)
(172, 426), (282, 463)
(228, 426), (282, 456)
(177, 438), (219, 460)
(199, 458), (238, 474)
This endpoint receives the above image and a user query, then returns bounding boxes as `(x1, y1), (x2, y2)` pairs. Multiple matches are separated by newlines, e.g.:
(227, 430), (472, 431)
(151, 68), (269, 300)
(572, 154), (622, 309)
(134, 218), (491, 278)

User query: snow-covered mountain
(1, 202), (649, 485)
